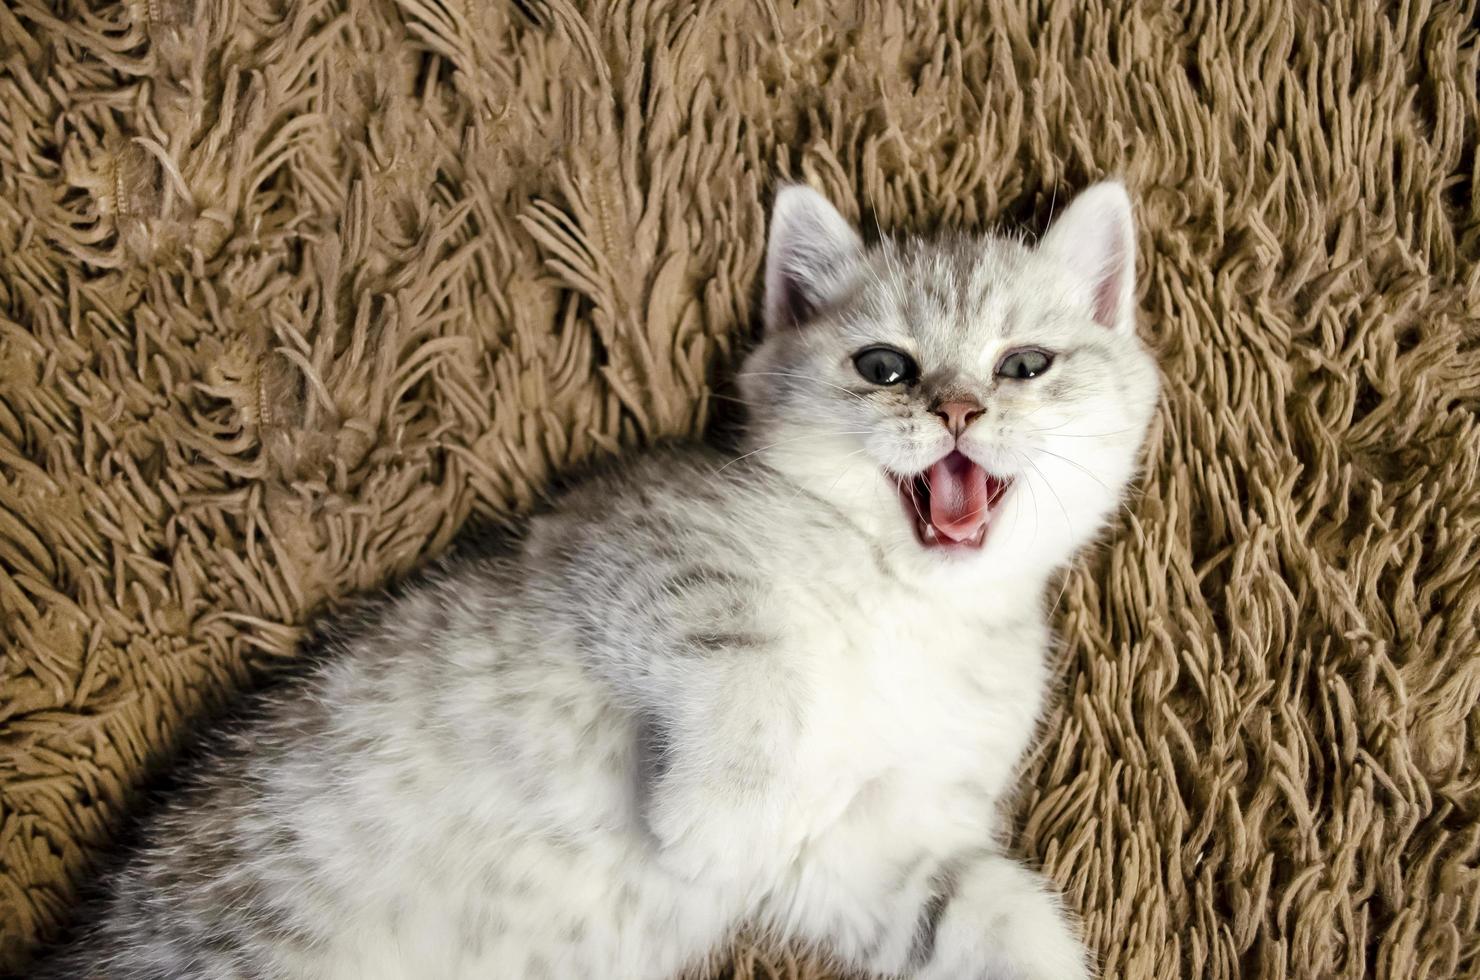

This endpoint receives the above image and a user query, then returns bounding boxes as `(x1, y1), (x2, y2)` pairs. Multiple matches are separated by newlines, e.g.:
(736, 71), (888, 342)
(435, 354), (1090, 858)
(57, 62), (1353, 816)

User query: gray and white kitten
(40, 182), (1159, 980)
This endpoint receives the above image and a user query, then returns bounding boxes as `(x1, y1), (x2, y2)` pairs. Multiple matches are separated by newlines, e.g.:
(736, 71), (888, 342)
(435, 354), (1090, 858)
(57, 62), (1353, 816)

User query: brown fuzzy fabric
(2, 0), (1479, 976)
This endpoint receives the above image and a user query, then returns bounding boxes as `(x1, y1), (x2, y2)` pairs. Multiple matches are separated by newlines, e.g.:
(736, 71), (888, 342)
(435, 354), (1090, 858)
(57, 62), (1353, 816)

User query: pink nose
(932, 399), (984, 437)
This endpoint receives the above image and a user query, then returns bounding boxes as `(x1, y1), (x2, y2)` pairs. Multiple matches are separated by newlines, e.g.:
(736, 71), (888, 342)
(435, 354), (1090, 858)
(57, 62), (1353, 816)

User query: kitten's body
(39, 184), (1158, 979)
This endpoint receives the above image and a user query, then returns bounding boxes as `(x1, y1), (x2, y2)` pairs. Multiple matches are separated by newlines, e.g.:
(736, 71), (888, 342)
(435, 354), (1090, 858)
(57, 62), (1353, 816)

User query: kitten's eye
(853, 347), (918, 386)
(996, 348), (1054, 380)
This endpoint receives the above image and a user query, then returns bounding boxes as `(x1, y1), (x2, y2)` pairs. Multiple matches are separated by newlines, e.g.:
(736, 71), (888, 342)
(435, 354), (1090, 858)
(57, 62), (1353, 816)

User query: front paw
(649, 822), (730, 882)
(646, 784), (779, 883)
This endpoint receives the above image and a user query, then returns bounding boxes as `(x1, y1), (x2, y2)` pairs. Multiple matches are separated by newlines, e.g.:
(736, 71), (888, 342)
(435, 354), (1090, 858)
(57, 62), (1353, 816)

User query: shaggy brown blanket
(2, 0), (1478, 976)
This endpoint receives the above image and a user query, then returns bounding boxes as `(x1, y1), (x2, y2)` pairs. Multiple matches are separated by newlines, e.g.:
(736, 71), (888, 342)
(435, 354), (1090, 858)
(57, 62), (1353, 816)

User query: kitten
(36, 181), (1159, 980)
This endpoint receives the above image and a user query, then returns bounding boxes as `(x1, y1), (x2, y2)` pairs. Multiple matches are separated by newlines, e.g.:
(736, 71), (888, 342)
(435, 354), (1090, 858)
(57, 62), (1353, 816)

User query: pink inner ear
(1090, 238), (1127, 329)
(777, 262), (816, 327)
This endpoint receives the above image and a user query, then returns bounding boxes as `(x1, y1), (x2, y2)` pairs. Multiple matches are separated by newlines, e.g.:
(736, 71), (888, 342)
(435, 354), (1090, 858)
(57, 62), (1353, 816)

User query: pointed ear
(764, 186), (864, 332)
(1038, 181), (1137, 332)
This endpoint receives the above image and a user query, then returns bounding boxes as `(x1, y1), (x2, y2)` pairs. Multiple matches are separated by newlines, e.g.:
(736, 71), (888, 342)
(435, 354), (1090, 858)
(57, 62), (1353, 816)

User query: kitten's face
(742, 183), (1159, 576)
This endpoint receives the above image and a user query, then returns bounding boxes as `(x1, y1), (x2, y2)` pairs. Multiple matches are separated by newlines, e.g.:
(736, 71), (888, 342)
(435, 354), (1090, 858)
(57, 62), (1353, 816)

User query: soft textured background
(2, 0), (1478, 976)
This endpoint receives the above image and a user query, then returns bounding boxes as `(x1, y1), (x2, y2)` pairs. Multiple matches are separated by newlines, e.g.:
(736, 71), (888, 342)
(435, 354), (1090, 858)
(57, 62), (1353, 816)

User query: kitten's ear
(764, 186), (864, 331)
(1039, 181), (1137, 333)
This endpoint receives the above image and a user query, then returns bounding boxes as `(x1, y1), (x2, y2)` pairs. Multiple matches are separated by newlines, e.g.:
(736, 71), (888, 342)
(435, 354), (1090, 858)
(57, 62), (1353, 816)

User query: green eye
(996, 348), (1054, 380)
(853, 346), (919, 386)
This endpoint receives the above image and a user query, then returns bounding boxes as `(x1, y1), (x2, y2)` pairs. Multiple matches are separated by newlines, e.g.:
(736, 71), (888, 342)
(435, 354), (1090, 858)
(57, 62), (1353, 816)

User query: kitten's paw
(649, 823), (732, 882)
(913, 855), (1091, 980)
(914, 925), (1090, 980)
(646, 784), (779, 883)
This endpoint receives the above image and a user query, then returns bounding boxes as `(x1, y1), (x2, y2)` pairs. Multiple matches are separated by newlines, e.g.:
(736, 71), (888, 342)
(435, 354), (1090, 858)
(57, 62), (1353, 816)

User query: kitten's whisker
(1029, 472), (1042, 550)
(1014, 402), (1058, 425)
(1031, 447), (1112, 491)
(821, 449), (870, 496)
(1047, 565), (1073, 622)
(1011, 450), (1043, 551)
(1017, 413), (1097, 435)
(716, 431), (872, 472)
(736, 371), (872, 405)
(1018, 453), (1073, 537)
(703, 392), (756, 406)
(1031, 447), (1139, 522)
(1022, 425), (1138, 439)
(897, 472), (929, 530)
(1007, 451), (1035, 548)
(1004, 457), (1024, 544)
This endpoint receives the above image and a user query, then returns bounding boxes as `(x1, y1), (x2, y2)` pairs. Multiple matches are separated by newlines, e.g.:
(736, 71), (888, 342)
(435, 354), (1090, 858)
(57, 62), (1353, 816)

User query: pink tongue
(927, 452), (991, 542)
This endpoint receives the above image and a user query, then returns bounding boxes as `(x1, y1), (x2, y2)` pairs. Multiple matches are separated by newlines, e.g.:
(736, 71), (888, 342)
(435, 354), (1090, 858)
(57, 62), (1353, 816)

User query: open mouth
(897, 451), (1013, 550)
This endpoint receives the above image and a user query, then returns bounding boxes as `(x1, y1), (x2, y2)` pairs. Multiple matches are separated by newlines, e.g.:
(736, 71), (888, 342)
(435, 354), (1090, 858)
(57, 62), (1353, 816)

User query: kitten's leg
(760, 841), (1085, 980)
(759, 845), (945, 975)
(909, 851), (1090, 980)
(640, 654), (805, 882)
(582, 550), (808, 883)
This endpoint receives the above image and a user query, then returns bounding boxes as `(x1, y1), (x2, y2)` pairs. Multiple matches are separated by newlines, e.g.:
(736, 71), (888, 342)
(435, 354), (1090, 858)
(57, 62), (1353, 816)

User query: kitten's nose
(931, 399), (984, 438)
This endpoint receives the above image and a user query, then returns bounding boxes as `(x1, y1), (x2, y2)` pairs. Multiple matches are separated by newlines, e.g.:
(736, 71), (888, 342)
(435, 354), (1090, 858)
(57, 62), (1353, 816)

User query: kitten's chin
(893, 451), (1013, 554)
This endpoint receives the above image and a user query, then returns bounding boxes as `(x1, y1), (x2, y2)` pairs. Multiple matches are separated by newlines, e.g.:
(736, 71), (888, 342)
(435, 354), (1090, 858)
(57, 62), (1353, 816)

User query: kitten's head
(741, 182), (1160, 580)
